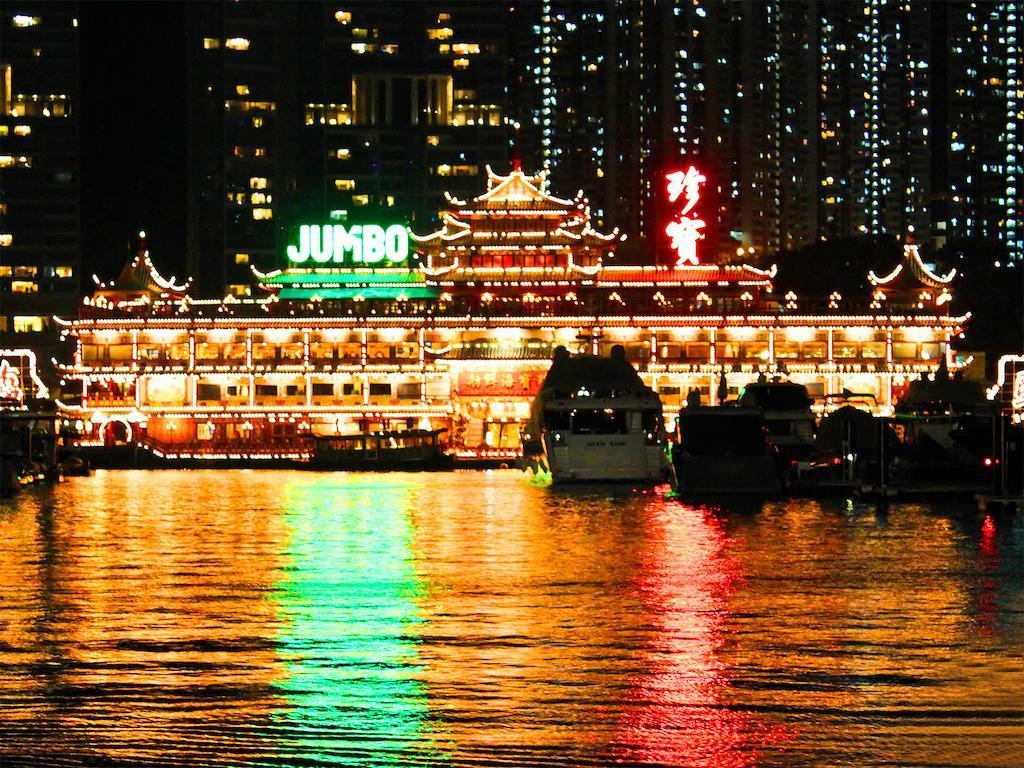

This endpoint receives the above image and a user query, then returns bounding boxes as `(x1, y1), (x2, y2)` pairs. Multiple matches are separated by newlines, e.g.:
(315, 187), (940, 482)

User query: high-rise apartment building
(186, 1), (512, 296)
(0, 2), (80, 364)
(940, 0), (1022, 259)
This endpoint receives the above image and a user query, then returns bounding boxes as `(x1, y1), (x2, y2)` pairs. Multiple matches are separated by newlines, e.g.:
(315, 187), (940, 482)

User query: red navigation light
(664, 166), (706, 267)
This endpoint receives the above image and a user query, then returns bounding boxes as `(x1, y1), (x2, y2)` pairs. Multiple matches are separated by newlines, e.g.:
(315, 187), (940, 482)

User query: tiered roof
(93, 234), (191, 299)
(412, 164), (620, 276)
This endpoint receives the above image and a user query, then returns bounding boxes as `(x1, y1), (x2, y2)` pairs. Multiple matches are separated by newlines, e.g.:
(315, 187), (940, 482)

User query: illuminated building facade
(58, 166), (964, 462)
(0, 2), (80, 373)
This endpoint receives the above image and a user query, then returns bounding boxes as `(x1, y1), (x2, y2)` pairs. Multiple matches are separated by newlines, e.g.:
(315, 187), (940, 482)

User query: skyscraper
(940, 0), (1022, 259)
(0, 1), (80, 364)
(185, 1), (512, 296)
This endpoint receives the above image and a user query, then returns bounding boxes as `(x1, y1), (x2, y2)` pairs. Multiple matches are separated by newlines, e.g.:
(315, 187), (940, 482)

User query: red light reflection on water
(976, 514), (999, 635)
(610, 500), (787, 766)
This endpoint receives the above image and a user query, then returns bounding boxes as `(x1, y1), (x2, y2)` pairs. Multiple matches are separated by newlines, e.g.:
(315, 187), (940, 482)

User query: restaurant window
(891, 343), (916, 359)
(197, 383), (221, 401)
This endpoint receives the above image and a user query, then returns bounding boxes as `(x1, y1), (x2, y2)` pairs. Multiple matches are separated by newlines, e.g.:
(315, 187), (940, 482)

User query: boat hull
(543, 433), (665, 483)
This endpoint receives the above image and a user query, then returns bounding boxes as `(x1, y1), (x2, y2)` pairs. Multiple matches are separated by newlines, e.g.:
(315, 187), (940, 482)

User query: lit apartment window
(11, 281), (37, 293)
(252, 207), (273, 220)
(386, 195), (395, 207)
(0, 234), (11, 247)
(228, 284), (251, 297)
(235, 253), (250, 265)
(453, 89), (475, 100)
(426, 135), (440, 146)
(225, 37), (250, 51)
(13, 316), (45, 333)
(352, 42), (378, 54)
(13, 125), (30, 136)
(381, 44), (398, 55)
(335, 10), (352, 24)
(352, 195), (369, 206)
(335, 148), (350, 159)
(0, 155), (31, 168)
(32, 48), (41, 58)
(329, 209), (348, 221)
(0, 127), (6, 136)
(52, 265), (73, 278)
(335, 178), (356, 190)
(252, 116), (263, 128)
(438, 44), (450, 54)
(251, 192), (266, 204)
(12, 15), (41, 27)
(453, 58), (469, 69)
(0, 265), (11, 276)
(203, 37), (220, 49)
(253, 147), (266, 157)
(451, 43), (480, 55)
(351, 28), (368, 38)
(427, 27), (453, 40)
(437, 164), (478, 176)
(436, 13), (451, 22)
(236, 84), (250, 95)
(250, 176), (268, 189)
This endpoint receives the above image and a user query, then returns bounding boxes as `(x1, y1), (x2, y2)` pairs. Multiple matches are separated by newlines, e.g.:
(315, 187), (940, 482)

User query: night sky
(80, 2), (187, 281)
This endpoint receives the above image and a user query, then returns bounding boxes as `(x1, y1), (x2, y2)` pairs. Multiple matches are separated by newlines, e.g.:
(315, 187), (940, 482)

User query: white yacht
(522, 346), (667, 483)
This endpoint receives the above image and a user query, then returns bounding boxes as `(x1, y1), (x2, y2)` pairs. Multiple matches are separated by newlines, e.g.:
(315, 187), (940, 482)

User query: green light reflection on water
(272, 474), (439, 765)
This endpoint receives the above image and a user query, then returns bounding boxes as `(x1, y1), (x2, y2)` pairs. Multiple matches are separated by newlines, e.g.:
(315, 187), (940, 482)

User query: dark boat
(737, 381), (816, 463)
(1, 404), (61, 495)
(308, 428), (453, 470)
(670, 406), (781, 494)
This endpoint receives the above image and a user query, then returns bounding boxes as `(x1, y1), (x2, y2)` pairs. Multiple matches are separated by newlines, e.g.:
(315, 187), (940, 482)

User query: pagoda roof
(469, 165), (576, 209)
(94, 245), (191, 297)
(868, 243), (956, 291)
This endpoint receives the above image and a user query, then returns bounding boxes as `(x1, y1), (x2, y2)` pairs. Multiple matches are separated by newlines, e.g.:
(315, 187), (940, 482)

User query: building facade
(58, 165), (964, 462)
(0, 1), (80, 370)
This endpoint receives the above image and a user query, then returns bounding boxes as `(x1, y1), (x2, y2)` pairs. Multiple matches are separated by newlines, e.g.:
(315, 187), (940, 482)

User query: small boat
(522, 345), (667, 482)
(790, 405), (888, 490)
(308, 428), (453, 470)
(738, 381), (816, 463)
(670, 406), (781, 494)
(1, 404), (62, 495)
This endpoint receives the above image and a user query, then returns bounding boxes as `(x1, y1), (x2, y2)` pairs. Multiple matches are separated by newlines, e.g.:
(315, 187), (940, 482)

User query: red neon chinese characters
(665, 166), (707, 267)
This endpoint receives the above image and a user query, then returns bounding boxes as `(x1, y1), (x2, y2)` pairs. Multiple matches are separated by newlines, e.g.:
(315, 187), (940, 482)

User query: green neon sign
(287, 224), (410, 265)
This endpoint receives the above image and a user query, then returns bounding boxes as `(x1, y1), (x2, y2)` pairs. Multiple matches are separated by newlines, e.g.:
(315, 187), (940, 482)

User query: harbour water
(1, 471), (1021, 767)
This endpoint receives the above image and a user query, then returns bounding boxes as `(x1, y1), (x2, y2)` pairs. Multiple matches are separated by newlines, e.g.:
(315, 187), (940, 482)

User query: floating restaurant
(55, 163), (966, 462)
